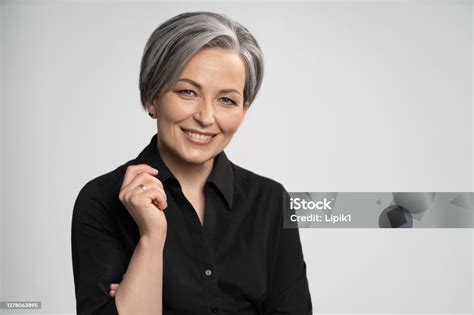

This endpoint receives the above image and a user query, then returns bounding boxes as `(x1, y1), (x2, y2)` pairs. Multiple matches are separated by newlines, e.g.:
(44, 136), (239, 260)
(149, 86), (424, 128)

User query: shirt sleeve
(71, 180), (127, 315)
(261, 185), (313, 314)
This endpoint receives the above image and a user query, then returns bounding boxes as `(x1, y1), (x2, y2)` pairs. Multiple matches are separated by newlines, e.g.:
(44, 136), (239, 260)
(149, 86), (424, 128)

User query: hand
(109, 283), (120, 298)
(119, 164), (168, 240)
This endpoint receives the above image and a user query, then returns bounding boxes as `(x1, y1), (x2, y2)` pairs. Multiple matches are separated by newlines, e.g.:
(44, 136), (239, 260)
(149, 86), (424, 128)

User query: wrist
(139, 233), (166, 248)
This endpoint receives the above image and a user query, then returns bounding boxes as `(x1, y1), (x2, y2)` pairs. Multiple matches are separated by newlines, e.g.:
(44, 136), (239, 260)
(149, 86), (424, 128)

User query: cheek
(217, 112), (245, 134)
(159, 98), (194, 123)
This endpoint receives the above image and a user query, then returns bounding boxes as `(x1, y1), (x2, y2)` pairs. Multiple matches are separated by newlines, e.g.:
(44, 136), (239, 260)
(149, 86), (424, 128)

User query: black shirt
(71, 133), (312, 314)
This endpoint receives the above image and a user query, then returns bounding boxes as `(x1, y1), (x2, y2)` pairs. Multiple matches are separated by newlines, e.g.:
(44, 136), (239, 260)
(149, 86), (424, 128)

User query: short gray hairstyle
(139, 11), (264, 110)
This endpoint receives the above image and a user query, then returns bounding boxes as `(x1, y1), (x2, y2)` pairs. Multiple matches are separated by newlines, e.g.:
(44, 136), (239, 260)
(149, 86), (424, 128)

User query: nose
(193, 99), (215, 126)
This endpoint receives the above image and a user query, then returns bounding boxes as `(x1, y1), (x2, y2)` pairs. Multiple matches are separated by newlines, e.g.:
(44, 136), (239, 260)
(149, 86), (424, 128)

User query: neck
(156, 135), (213, 193)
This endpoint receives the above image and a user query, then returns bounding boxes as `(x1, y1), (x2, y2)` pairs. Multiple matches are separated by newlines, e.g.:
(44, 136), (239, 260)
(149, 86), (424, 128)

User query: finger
(122, 165), (158, 191)
(127, 174), (164, 195)
(139, 186), (168, 211)
(109, 289), (116, 297)
(120, 172), (156, 200)
(121, 172), (162, 197)
(153, 199), (167, 211)
(110, 283), (119, 289)
(122, 177), (167, 207)
(121, 164), (158, 189)
(124, 185), (167, 211)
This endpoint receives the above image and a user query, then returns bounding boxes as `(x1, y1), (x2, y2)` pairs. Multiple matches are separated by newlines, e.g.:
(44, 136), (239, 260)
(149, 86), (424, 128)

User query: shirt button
(204, 269), (212, 276)
(210, 305), (219, 313)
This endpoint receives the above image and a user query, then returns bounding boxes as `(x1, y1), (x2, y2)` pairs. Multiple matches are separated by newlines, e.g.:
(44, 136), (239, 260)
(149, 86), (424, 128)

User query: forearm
(115, 235), (165, 315)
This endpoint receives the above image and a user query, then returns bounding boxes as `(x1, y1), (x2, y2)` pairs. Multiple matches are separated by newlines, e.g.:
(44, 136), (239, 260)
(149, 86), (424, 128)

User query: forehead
(178, 48), (246, 91)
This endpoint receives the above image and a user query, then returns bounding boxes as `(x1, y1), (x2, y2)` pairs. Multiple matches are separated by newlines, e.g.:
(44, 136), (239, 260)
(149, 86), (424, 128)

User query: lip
(181, 127), (217, 145)
(180, 127), (217, 136)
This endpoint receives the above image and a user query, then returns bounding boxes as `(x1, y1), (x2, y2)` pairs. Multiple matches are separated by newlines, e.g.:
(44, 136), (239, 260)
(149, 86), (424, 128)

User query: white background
(0, 0), (472, 314)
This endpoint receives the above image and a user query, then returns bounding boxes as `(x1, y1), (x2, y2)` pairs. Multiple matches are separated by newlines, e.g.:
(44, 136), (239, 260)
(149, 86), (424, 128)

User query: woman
(71, 11), (312, 314)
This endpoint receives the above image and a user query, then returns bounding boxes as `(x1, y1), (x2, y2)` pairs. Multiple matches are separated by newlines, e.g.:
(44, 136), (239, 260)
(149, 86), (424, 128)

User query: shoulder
(230, 161), (286, 196)
(81, 160), (132, 198)
(73, 158), (136, 219)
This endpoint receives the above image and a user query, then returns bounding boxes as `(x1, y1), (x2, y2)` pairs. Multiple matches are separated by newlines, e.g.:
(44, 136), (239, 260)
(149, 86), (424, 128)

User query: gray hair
(139, 11), (264, 110)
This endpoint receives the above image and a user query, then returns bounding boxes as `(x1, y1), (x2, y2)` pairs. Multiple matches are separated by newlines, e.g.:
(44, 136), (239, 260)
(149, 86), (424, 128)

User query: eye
(220, 97), (237, 106)
(177, 89), (196, 97)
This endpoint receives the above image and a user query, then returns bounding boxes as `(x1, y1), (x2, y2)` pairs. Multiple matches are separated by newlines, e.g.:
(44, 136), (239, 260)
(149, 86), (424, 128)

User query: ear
(243, 101), (250, 114)
(146, 98), (159, 117)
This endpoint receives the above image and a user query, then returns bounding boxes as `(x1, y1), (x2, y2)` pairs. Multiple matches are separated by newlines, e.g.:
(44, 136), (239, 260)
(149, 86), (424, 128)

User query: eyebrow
(176, 78), (242, 96)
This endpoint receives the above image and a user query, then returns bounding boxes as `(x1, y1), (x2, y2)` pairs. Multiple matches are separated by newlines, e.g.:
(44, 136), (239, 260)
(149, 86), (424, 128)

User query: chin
(181, 154), (214, 165)
(178, 148), (216, 165)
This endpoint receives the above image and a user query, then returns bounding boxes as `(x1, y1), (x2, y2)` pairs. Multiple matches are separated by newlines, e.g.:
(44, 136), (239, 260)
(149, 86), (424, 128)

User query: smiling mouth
(180, 127), (217, 143)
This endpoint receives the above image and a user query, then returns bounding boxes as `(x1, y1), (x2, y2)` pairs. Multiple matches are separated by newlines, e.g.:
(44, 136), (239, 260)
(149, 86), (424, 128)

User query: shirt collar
(206, 143), (234, 210)
(134, 133), (234, 210)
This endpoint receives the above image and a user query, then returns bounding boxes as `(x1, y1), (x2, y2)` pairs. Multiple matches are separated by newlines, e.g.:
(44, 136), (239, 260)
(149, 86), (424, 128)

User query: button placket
(168, 180), (222, 313)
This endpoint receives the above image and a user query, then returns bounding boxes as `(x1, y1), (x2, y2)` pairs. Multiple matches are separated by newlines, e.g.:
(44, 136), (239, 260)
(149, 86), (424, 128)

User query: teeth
(185, 130), (212, 141)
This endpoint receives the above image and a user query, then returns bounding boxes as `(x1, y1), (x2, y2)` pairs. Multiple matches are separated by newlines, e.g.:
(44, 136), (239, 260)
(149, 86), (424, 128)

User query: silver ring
(138, 184), (147, 192)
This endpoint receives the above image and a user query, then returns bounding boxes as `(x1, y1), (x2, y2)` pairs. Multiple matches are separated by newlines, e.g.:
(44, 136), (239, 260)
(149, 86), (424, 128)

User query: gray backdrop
(0, 0), (472, 314)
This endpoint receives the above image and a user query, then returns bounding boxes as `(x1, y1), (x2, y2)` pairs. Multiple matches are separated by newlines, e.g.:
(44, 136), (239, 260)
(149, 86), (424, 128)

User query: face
(147, 47), (249, 165)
